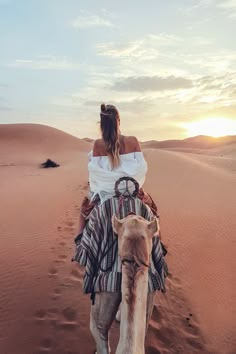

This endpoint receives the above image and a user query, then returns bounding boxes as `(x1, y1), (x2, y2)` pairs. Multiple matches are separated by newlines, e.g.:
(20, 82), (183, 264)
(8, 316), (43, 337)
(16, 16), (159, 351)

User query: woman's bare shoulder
(93, 139), (106, 156)
(123, 135), (141, 152)
(93, 136), (142, 156)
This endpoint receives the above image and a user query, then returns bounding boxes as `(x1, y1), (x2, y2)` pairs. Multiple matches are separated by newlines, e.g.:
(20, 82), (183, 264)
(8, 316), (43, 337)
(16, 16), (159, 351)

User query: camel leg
(116, 291), (155, 325)
(146, 291), (156, 332)
(90, 292), (121, 354)
(115, 305), (121, 322)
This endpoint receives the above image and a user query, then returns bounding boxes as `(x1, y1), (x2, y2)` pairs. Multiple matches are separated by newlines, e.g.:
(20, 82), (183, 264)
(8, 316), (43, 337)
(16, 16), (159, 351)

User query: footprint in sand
(34, 308), (59, 329)
(53, 254), (67, 265)
(48, 267), (58, 277)
(34, 309), (46, 322)
(65, 221), (74, 227)
(40, 337), (53, 350)
(50, 288), (62, 301)
(54, 288), (61, 296)
(53, 259), (65, 265)
(182, 314), (201, 337)
(70, 268), (83, 282)
(172, 314), (204, 351)
(167, 273), (181, 288)
(149, 307), (205, 353)
(59, 254), (67, 260)
(62, 307), (77, 322)
(149, 322), (176, 345)
(57, 307), (78, 331)
(185, 337), (205, 351)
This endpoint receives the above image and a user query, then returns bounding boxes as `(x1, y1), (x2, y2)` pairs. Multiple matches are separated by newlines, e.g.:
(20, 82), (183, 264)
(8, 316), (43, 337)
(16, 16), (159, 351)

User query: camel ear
(147, 217), (159, 236)
(112, 215), (123, 236)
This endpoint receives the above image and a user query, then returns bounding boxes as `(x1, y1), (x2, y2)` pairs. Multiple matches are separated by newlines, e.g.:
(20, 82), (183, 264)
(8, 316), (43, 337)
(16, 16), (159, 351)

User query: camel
(90, 214), (158, 354)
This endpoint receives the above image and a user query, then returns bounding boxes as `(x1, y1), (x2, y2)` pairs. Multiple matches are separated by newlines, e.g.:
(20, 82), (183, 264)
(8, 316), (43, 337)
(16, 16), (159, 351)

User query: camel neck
(116, 263), (149, 354)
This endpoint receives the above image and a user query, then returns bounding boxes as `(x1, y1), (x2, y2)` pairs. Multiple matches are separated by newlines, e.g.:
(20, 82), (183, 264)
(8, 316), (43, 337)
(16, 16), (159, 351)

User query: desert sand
(0, 123), (235, 354)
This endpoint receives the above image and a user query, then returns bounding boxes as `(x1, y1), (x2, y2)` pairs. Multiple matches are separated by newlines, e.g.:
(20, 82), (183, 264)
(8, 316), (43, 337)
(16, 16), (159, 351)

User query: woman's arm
(92, 139), (103, 156)
(130, 136), (142, 152)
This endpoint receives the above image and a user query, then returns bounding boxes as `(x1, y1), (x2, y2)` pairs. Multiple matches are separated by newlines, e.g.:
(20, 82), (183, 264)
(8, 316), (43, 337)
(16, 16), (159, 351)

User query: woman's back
(92, 135), (141, 157)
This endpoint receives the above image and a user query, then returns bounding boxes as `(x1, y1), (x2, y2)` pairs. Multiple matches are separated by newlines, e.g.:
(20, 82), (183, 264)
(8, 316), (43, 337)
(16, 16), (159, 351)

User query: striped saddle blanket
(73, 195), (168, 295)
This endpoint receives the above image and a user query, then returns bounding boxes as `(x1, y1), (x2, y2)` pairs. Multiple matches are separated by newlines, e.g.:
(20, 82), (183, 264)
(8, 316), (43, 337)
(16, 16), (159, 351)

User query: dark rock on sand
(40, 159), (60, 168)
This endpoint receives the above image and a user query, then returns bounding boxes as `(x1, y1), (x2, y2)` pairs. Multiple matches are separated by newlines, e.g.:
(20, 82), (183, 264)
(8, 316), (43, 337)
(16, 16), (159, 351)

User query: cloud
(197, 72), (236, 88)
(190, 0), (236, 18)
(97, 40), (143, 58)
(182, 50), (236, 74)
(172, 72), (236, 106)
(97, 33), (232, 77)
(97, 33), (182, 60)
(217, 0), (236, 17)
(71, 12), (113, 29)
(84, 97), (156, 113)
(147, 33), (183, 46)
(111, 76), (193, 92)
(192, 0), (215, 9)
(8, 56), (81, 70)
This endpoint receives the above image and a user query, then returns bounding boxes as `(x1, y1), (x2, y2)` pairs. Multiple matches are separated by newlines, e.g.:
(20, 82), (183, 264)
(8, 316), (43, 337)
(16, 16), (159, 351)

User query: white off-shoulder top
(88, 151), (147, 202)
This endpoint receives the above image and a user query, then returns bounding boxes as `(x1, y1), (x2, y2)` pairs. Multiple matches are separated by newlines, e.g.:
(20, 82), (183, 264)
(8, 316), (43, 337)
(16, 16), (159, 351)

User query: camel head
(112, 214), (159, 268)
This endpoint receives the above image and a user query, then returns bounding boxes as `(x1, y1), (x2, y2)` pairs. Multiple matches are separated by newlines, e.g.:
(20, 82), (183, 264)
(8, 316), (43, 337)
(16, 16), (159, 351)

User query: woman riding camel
(73, 104), (167, 354)
(77, 103), (159, 236)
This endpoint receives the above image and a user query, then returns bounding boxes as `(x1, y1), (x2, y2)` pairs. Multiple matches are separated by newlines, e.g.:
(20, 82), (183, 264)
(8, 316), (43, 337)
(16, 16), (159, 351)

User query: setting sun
(182, 118), (236, 138)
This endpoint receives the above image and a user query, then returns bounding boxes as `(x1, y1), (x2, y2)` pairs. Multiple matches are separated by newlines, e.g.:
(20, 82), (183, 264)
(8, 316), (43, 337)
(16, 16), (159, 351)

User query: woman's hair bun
(101, 103), (106, 112)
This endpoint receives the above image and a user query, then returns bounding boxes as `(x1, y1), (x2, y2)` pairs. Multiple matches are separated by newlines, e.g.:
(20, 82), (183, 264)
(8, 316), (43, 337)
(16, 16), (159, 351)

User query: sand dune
(0, 123), (92, 166)
(206, 142), (236, 158)
(155, 147), (236, 176)
(154, 143), (236, 158)
(143, 136), (236, 175)
(0, 124), (235, 354)
(0, 123), (88, 149)
(143, 148), (236, 353)
(142, 135), (236, 150)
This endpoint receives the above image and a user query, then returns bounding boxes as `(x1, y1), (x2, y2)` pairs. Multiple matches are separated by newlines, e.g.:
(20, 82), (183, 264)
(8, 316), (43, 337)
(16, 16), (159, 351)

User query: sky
(0, 0), (236, 141)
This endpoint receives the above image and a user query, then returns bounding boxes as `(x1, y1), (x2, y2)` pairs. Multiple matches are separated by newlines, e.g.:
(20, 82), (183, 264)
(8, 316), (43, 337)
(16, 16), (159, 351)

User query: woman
(77, 103), (159, 236)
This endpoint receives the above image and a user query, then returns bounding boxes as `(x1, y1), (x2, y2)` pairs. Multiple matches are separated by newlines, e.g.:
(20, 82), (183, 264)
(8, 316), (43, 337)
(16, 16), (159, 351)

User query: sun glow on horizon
(182, 117), (236, 138)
